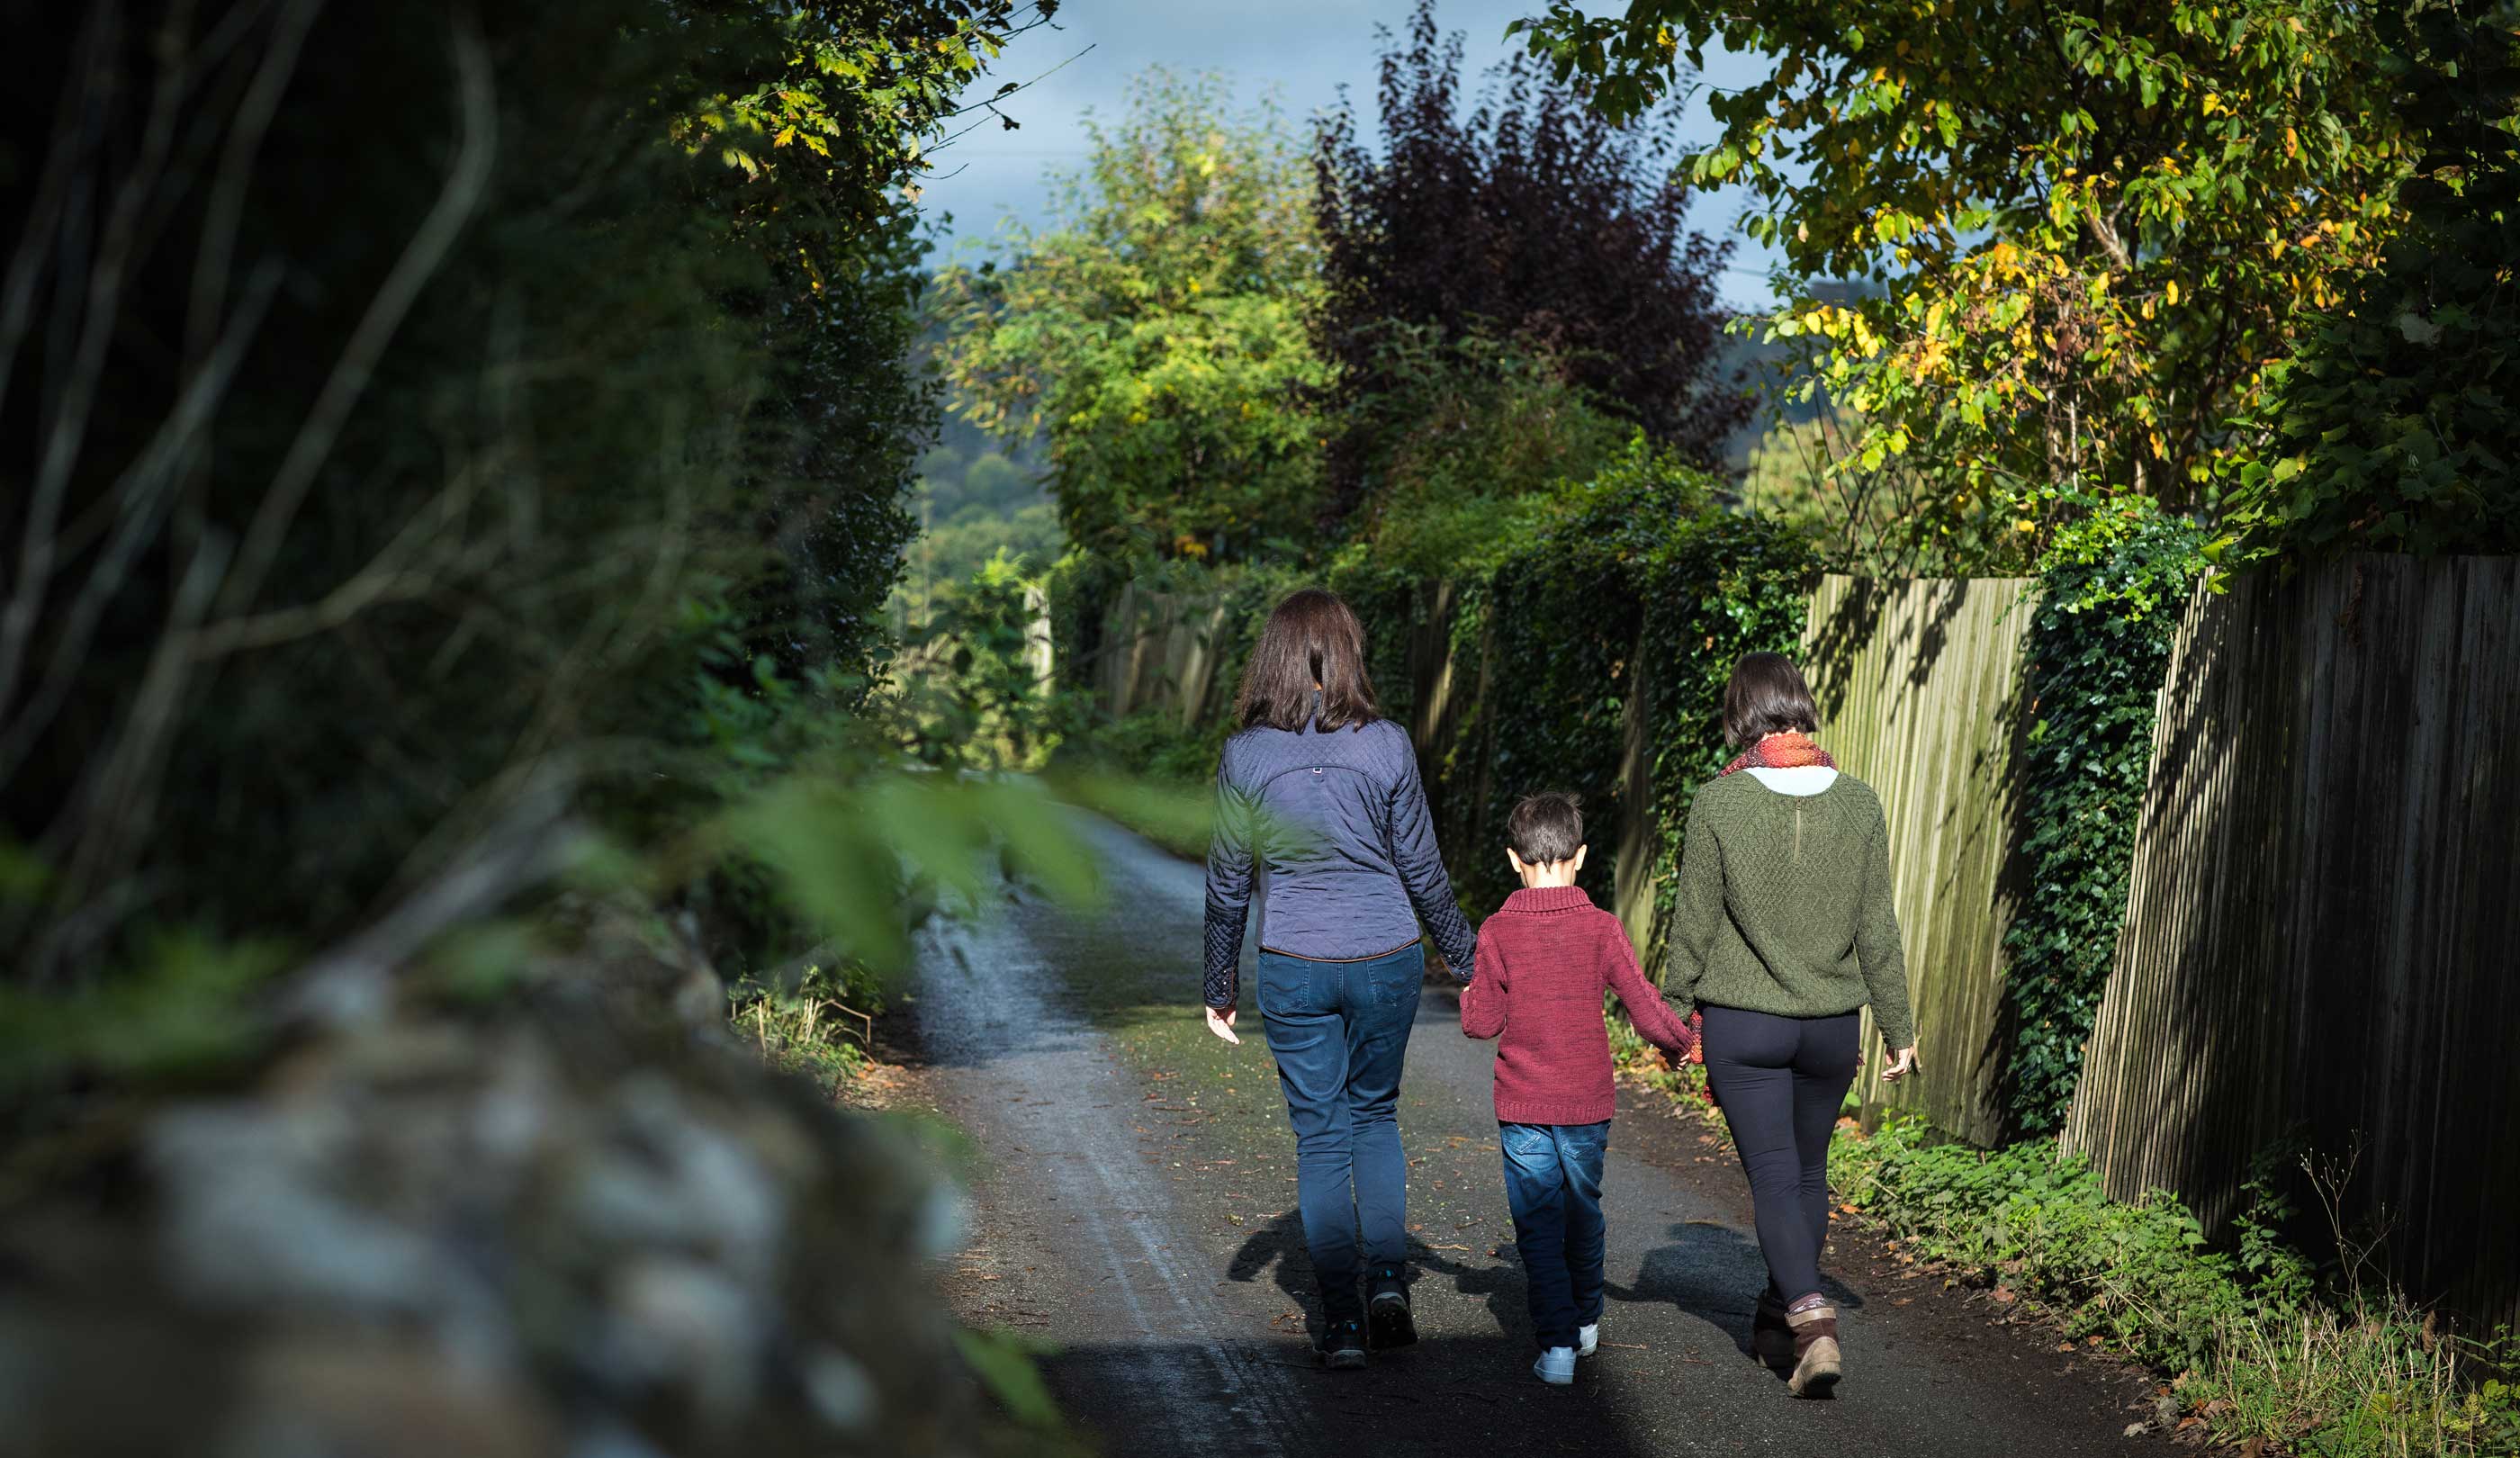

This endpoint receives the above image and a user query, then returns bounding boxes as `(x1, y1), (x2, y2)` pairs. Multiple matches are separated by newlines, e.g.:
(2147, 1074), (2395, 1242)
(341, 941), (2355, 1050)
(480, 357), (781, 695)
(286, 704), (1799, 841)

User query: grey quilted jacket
(1202, 713), (1477, 1008)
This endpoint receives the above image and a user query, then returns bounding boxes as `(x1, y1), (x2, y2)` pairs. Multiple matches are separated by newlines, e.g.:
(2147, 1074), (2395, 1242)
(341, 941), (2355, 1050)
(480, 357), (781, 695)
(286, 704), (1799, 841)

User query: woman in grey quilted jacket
(1202, 589), (1477, 1369)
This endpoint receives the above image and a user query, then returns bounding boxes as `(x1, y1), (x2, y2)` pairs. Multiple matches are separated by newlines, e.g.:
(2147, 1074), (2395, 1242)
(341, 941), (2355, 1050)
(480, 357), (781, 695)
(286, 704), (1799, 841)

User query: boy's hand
(1204, 1005), (1242, 1045)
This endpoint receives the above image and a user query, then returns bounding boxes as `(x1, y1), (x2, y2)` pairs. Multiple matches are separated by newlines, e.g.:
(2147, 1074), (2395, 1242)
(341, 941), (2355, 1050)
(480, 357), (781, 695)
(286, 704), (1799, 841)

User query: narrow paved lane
(917, 810), (2171, 1456)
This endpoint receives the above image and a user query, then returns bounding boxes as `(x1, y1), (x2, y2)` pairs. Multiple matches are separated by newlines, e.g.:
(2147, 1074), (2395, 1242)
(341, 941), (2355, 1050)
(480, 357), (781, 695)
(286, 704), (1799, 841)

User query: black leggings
(1699, 1005), (1861, 1304)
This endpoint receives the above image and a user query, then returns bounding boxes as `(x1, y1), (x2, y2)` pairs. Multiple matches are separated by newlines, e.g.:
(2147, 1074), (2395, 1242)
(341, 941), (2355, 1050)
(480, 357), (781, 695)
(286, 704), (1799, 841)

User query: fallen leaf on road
(1992, 1286), (2017, 1303)
(1893, 1298), (1912, 1306)
(1426, 1243), (1471, 1252)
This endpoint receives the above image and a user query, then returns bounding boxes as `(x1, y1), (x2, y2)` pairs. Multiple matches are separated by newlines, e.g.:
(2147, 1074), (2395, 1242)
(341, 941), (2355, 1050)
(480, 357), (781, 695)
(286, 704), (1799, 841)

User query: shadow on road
(1041, 1332), (1686, 1458)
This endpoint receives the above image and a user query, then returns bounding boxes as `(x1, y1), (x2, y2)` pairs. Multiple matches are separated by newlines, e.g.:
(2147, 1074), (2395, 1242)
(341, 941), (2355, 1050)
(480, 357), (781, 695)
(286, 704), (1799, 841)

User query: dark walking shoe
(1752, 1290), (1794, 1368)
(1366, 1266), (1417, 1350)
(1786, 1300), (1842, 1398)
(1318, 1318), (1368, 1370)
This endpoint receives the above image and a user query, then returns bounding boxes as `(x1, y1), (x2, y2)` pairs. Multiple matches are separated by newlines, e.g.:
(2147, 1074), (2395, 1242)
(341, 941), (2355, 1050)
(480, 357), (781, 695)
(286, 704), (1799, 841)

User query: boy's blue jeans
(1500, 1120), (1611, 1351)
(1256, 942), (1424, 1326)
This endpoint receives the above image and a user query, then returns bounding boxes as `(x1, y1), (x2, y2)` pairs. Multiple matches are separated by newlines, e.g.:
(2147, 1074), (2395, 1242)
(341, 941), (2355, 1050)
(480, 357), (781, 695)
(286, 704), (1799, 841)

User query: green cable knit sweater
(1661, 770), (1917, 1051)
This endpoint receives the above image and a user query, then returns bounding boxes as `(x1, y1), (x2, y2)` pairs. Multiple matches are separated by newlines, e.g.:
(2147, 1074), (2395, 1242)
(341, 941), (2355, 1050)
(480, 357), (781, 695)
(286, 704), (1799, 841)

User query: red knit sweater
(1461, 885), (1699, 1125)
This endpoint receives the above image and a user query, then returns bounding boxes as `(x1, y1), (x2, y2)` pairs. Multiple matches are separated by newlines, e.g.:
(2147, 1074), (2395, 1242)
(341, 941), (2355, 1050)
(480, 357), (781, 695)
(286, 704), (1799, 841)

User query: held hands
(1203, 1004), (1242, 1046)
(1881, 1044), (1922, 1083)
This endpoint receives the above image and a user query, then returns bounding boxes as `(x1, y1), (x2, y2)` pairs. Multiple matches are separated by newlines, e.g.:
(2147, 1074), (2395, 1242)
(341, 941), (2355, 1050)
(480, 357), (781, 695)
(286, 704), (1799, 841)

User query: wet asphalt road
(915, 811), (2176, 1458)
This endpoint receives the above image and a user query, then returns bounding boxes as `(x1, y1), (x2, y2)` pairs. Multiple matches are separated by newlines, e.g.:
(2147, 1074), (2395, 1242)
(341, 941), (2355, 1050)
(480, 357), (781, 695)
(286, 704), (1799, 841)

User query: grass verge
(1045, 765), (1211, 860)
(1610, 1033), (2520, 1457)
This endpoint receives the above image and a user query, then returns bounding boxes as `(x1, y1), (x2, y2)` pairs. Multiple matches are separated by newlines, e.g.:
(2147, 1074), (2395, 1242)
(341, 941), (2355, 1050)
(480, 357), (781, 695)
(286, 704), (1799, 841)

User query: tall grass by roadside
(729, 961), (879, 1096)
(1610, 1024), (2519, 1457)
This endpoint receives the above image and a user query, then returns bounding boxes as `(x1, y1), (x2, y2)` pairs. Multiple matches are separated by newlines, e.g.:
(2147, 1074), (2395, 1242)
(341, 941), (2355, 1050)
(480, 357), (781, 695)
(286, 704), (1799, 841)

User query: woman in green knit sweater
(1665, 652), (1921, 1399)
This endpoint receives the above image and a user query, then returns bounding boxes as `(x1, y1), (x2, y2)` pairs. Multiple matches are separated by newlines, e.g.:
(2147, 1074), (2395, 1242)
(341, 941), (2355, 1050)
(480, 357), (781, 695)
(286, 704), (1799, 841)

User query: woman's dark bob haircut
(1722, 652), (1820, 748)
(1237, 588), (1380, 733)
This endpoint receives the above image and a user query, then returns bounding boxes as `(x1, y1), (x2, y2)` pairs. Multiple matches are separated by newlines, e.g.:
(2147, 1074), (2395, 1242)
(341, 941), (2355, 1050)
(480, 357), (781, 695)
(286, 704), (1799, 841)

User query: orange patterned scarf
(1721, 730), (1836, 777)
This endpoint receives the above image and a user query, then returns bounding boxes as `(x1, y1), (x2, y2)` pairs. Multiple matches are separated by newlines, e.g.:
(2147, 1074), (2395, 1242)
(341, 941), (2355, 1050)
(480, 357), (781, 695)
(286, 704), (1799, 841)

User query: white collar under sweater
(1744, 765), (1839, 796)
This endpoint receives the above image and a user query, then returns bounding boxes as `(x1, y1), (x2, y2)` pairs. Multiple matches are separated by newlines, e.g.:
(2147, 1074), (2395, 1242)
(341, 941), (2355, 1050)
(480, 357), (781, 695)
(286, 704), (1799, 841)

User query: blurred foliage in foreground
(0, 1), (1103, 1454)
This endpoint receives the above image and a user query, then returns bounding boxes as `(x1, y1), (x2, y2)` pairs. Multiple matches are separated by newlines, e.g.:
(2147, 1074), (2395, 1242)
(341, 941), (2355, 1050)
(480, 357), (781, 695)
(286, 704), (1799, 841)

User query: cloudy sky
(918, 0), (1787, 310)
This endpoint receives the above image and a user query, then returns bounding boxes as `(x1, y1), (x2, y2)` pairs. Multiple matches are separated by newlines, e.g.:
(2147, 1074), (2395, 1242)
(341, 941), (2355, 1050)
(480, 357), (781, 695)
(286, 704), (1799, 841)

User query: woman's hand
(1881, 1044), (1922, 1083)
(1204, 1005), (1242, 1045)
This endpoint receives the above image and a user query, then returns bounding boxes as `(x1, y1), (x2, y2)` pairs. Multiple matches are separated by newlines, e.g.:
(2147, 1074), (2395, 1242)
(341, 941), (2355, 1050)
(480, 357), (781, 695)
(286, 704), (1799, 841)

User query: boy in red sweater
(1461, 792), (1698, 1384)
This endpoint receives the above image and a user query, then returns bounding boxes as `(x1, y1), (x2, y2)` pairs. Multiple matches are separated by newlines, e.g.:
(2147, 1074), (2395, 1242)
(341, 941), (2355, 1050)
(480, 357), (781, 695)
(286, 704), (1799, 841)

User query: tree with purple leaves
(1311, 0), (1751, 531)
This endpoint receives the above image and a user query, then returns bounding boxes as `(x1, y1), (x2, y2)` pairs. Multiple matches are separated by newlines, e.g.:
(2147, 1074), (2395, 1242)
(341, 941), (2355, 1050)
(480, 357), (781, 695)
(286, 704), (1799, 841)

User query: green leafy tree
(932, 69), (1330, 562)
(0, 0), (1030, 976)
(670, 2), (1059, 682)
(1515, 0), (2411, 569)
(1337, 329), (1636, 577)
(889, 553), (1055, 772)
(896, 447), (1063, 633)
(2230, 0), (2520, 557)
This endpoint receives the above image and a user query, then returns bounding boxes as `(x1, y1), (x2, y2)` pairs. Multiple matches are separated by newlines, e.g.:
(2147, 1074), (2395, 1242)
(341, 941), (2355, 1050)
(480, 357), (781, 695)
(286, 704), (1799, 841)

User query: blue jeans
(1256, 941), (1424, 1325)
(1500, 1120), (1611, 1351)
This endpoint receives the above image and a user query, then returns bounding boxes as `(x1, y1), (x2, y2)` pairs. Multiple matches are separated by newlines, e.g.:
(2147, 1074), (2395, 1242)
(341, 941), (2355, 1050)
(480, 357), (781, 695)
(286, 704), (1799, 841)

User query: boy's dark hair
(1722, 652), (1821, 748)
(1237, 588), (1381, 732)
(1507, 791), (1584, 867)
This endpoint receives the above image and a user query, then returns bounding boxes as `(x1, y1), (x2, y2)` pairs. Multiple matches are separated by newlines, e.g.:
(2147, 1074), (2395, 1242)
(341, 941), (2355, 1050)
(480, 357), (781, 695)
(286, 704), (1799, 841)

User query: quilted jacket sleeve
(1202, 742), (1258, 1009)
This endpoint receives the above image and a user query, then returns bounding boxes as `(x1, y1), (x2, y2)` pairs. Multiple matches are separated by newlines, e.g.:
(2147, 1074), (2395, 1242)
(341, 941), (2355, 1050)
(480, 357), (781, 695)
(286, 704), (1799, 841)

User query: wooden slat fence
(1801, 575), (2037, 1148)
(2066, 555), (2520, 1332)
(1095, 582), (1235, 729)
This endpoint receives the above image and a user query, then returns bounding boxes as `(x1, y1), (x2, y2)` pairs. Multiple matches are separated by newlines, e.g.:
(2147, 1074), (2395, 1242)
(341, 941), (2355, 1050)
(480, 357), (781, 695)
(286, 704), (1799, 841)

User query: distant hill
(1715, 278), (1880, 471)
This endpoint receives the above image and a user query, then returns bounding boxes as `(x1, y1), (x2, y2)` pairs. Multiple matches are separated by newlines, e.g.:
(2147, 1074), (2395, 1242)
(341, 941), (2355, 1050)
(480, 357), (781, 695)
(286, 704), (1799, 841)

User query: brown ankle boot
(1752, 1291), (1794, 1367)
(1786, 1300), (1841, 1397)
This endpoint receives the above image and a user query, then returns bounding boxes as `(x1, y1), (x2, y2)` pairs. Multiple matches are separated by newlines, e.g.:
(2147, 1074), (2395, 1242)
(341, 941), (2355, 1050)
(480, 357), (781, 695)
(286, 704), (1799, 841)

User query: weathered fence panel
(2066, 555), (2520, 1332)
(1096, 583), (1232, 728)
(1802, 575), (2036, 1148)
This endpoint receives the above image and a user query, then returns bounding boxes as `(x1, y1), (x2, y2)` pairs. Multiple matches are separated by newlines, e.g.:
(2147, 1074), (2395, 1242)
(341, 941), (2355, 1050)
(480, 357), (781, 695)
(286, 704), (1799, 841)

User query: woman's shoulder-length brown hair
(1723, 651), (1820, 747)
(1235, 588), (1380, 733)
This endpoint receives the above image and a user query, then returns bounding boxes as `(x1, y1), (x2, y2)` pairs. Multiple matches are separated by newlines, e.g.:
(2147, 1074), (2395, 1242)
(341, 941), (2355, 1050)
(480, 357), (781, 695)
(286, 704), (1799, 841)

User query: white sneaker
(1533, 1346), (1576, 1385)
(1577, 1322), (1598, 1357)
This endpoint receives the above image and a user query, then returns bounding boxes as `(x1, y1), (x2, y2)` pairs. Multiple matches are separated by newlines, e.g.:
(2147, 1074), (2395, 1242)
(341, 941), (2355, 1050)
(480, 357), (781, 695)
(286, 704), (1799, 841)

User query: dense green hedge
(1426, 445), (1812, 936)
(1056, 439), (1812, 958)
